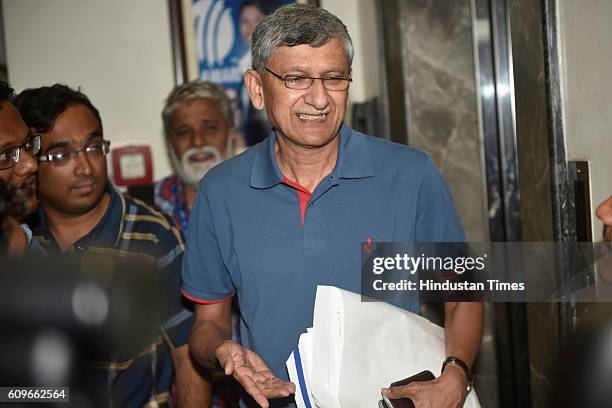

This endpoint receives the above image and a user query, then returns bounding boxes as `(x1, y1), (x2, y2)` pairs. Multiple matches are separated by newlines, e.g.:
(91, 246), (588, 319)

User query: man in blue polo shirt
(183, 4), (484, 408)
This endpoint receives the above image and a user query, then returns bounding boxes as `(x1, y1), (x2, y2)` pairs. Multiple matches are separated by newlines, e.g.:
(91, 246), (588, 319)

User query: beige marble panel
(399, 0), (487, 242)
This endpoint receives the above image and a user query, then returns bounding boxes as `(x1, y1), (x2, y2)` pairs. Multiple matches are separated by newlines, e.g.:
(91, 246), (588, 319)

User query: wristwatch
(442, 356), (474, 394)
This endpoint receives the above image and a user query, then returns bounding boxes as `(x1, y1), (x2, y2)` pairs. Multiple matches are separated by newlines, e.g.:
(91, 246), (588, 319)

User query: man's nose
(192, 129), (206, 148)
(74, 151), (93, 175)
(303, 79), (330, 110)
(15, 147), (38, 176)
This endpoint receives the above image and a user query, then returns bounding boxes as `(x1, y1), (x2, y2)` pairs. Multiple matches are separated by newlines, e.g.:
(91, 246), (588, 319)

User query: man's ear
(244, 69), (265, 110)
(346, 69), (353, 109)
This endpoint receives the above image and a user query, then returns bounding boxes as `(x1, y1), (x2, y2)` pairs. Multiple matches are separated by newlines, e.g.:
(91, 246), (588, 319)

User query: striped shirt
(32, 184), (192, 408)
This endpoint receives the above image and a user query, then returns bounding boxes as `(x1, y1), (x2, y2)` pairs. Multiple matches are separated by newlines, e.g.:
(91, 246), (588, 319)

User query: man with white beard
(156, 80), (239, 407)
(156, 80), (235, 235)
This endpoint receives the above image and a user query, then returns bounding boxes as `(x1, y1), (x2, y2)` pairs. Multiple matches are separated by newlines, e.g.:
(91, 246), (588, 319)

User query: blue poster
(192, 0), (293, 104)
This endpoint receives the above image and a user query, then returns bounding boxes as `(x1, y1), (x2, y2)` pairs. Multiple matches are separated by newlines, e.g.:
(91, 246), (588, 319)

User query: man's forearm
(189, 311), (232, 371)
(443, 301), (484, 366)
(172, 344), (212, 408)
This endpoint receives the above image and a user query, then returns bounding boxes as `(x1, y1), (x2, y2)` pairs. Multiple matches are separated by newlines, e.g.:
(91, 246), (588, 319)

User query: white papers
(286, 286), (481, 408)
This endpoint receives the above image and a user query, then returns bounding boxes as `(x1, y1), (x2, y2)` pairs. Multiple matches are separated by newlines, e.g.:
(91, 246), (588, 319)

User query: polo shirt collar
(250, 130), (283, 189)
(35, 182), (124, 251)
(249, 123), (374, 189)
(334, 123), (374, 179)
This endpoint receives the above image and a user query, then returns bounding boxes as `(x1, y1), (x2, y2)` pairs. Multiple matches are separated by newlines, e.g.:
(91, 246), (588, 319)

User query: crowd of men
(11, 3), (612, 408)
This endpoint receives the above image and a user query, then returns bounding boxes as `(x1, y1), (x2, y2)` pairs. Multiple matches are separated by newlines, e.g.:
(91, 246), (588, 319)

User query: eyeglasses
(0, 134), (41, 170)
(264, 68), (352, 91)
(39, 140), (111, 166)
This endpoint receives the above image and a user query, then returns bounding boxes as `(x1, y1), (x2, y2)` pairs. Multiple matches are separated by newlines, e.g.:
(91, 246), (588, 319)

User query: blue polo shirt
(182, 124), (463, 387)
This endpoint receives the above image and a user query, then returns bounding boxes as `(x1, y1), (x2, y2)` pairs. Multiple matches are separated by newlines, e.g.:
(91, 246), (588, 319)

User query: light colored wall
(320, 0), (380, 103)
(3, 0), (175, 181)
(558, 0), (612, 240)
(2, 0), (380, 182)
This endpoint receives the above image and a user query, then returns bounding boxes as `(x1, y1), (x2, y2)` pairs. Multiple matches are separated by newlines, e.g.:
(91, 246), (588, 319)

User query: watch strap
(442, 356), (473, 393)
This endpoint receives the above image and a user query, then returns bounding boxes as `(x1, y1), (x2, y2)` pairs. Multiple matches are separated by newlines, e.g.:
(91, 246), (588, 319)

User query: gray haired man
(156, 80), (235, 235)
(182, 4), (483, 408)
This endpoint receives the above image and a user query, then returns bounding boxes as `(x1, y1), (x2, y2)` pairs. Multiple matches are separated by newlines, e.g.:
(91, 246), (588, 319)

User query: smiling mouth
(14, 178), (36, 193)
(297, 113), (328, 121)
(189, 152), (214, 163)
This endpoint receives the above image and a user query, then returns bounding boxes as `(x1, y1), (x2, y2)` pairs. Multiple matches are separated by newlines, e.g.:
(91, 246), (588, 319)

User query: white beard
(171, 146), (223, 188)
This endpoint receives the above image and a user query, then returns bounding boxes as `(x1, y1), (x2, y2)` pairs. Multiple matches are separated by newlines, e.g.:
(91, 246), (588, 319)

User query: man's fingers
(216, 347), (235, 375)
(223, 358), (234, 376)
(236, 372), (270, 407)
(381, 383), (420, 399)
(259, 378), (295, 397)
(223, 346), (295, 404)
(252, 392), (270, 408)
(596, 196), (612, 224)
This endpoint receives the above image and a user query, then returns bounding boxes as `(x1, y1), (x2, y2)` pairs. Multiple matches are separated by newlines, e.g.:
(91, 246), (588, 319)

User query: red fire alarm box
(111, 145), (153, 187)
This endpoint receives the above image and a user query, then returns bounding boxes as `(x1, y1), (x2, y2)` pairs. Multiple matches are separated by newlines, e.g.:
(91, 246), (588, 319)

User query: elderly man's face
(168, 97), (230, 187)
(257, 37), (350, 149)
(37, 104), (108, 215)
(0, 101), (38, 216)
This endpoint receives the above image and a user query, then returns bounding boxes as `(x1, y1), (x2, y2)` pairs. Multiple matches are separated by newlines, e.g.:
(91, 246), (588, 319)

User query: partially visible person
(238, 0), (274, 146)
(596, 196), (612, 242)
(239, 0), (270, 47)
(157, 80), (234, 235)
(16, 84), (208, 408)
(157, 79), (240, 408)
(0, 179), (24, 256)
(0, 81), (41, 256)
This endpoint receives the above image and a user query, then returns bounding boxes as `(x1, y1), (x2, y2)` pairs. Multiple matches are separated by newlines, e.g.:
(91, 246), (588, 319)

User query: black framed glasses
(0, 134), (41, 170)
(39, 140), (111, 166)
(264, 68), (352, 91)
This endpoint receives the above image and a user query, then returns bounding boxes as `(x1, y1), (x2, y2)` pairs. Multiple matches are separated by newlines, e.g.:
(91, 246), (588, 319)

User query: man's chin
(62, 199), (106, 216)
(179, 162), (217, 186)
(12, 188), (38, 220)
(22, 197), (39, 219)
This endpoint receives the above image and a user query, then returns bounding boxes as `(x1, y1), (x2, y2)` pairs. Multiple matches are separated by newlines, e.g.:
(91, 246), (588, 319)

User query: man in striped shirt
(16, 84), (208, 407)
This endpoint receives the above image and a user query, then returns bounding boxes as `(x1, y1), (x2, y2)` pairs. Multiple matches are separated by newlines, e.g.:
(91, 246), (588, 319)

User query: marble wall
(389, 1), (496, 407)
(398, 0), (488, 242)
(509, 0), (561, 407)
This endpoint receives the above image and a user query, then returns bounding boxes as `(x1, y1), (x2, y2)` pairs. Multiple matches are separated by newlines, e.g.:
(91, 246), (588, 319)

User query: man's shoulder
(153, 174), (180, 197)
(119, 193), (182, 239)
(199, 147), (256, 190)
(153, 174), (170, 189)
(356, 130), (433, 173)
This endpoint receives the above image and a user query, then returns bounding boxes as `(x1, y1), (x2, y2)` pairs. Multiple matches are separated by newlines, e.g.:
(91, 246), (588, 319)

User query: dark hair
(14, 84), (103, 134)
(0, 81), (15, 104)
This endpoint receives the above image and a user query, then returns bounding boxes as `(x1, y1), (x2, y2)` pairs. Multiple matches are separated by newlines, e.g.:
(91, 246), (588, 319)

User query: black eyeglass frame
(38, 139), (111, 164)
(0, 134), (41, 170)
(264, 67), (352, 91)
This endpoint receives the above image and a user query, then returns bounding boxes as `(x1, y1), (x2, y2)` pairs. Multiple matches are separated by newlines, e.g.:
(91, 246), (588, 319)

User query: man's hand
(381, 364), (467, 408)
(596, 196), (612, 242)
(216, 340), (295, 407)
